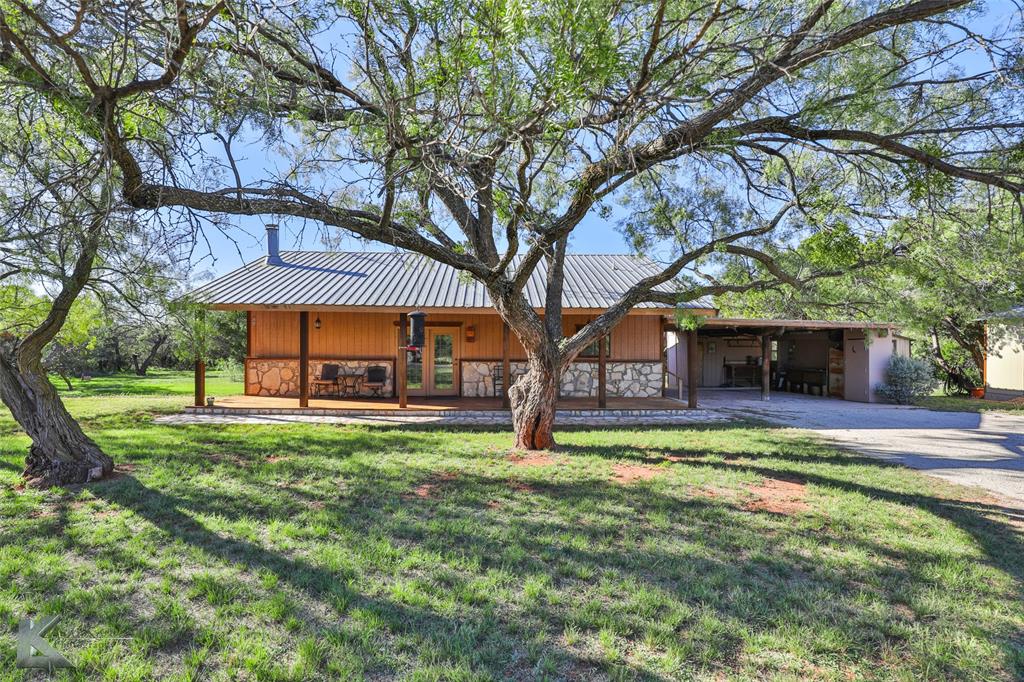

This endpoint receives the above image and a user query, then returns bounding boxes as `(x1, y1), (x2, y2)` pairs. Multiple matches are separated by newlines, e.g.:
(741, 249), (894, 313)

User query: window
(576, 325), (611, 358)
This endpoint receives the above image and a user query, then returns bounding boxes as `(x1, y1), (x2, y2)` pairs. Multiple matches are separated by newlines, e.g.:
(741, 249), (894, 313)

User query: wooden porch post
(299, 311), (309, 408)
(761, 334), (771, 401)
(194, 358), (205, 407)
(597, 333), (607, 408)
(687, 329), (699, 408)
(502, 321), (511, 408)
(398, 313), (408, 408)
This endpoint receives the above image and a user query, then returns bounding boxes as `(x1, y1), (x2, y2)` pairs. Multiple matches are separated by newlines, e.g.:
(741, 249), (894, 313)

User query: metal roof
(189, 251), (715, 311)
(701, 317), (896, 330)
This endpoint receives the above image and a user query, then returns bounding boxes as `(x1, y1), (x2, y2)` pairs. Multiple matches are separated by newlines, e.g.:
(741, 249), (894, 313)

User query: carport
(664, 319), (910, 407)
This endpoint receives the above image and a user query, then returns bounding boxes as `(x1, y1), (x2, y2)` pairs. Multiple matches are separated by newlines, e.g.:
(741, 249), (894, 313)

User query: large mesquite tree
(2, 0), (1022, 460)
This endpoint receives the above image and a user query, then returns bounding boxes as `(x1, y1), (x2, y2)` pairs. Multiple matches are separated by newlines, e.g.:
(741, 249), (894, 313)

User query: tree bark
(0, 348), (112, 488)
(508, 353), (560, 450)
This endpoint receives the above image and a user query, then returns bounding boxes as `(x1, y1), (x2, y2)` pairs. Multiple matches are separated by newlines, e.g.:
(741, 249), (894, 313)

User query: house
(187, 226), (906, 411)
(984, 306), (1024, 400)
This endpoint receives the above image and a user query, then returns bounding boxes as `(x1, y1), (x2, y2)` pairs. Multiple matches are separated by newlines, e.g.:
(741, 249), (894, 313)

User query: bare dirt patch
(611, 463), (663, 485)
(407, 471), (458, 499)
(507, 452), (555, 467)
(743, 477), (809, 515)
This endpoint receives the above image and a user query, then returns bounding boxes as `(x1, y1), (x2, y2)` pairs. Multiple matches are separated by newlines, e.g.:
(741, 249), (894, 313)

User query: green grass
(1, 389), (1022, 680)
(916, 394), (1024, 413)
(53, 368), (243, 399)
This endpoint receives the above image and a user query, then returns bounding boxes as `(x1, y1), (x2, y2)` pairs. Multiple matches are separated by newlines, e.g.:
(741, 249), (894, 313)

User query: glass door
(405, 346), (425, 396)
(427, 329), (458, 396)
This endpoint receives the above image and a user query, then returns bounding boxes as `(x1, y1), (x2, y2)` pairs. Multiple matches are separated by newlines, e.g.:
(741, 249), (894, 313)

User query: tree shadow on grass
(82, 427), (1024, 681)
(558, 434), (1024, 583)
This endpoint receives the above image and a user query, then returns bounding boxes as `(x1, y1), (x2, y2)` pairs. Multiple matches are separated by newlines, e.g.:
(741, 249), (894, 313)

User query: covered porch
(192, 394), (689, 414)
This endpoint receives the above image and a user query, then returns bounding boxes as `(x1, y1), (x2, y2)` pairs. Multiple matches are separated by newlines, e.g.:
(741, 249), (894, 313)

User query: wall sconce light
(465, 325), (476, 342)
(314, 316), (322, 330)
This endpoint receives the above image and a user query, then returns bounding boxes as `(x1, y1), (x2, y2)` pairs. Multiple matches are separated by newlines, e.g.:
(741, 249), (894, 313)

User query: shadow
(11, 418), (1019, 678)
(271, 259), (368, 278)
(90, 475), (611, 677)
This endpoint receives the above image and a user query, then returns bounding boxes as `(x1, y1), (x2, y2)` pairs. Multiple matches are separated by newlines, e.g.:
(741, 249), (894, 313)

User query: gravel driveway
(700, 390), (1024, 509)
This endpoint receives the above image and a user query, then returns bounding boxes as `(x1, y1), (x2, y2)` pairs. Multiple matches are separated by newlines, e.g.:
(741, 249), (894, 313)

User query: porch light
(314, 315), (321, 330)
(466, 325), (476, 342)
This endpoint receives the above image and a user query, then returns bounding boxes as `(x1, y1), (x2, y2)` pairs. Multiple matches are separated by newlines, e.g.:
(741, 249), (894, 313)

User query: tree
(719, 188), (1024, 391)
(0, 7), (197, 485)
(3, 0), (1022, 451)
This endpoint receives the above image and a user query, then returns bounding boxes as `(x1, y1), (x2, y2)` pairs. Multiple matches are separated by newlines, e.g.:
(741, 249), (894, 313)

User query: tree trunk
(508, 354), (561, 450)
(0, 350), (112, 488)
(134, 333), (167, 376)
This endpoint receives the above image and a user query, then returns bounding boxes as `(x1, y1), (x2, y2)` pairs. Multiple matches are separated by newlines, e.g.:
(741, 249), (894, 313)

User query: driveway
(700, 389), (1024, 509)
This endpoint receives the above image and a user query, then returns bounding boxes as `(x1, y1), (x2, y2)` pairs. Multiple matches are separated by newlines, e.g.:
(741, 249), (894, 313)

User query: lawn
(916, 394), (1024, 414)
(0, 383), (1022, 680)
(53, 368), (243, 400)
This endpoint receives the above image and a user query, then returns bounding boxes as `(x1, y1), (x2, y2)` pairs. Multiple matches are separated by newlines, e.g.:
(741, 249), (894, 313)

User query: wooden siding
(249, 310), (664, 361)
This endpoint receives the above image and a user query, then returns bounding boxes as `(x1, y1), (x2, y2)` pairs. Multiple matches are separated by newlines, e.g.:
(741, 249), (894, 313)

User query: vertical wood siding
(249, 310), (664, 361)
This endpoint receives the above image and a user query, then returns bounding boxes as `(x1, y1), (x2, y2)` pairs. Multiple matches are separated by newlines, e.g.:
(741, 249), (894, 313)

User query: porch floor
(203, 395), (687, 412)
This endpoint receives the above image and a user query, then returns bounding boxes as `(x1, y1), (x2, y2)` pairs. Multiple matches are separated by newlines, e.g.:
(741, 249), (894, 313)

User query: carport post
(687, 329), (698, 408)
(761, 334), (771, 401)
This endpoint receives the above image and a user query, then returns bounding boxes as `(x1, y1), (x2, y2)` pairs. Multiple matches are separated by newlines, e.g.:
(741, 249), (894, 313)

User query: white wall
(843, 329), (894, 403)
(665, 331), (688, 390)
(986, 323), (1024, 399)
(700, 336), (761, 387)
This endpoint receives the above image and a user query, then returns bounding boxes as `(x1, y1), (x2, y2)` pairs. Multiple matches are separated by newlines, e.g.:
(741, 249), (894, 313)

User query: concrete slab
(701, 389), (1024, 509)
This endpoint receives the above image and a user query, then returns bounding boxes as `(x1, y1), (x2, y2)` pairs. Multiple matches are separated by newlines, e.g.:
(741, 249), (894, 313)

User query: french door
(405, 328), (459, 396)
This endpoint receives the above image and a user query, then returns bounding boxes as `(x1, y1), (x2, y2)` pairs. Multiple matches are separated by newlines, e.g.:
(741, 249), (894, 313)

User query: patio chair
(363, 365), (387, 397)
(312, 363), (341, 398)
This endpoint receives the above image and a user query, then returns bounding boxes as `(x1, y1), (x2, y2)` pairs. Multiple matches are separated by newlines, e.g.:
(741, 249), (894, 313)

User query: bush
(212, 357), (244, 382)
(877, 356), (939, 404)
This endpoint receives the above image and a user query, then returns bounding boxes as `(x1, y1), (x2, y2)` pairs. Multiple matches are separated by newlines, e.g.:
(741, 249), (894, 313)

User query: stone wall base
(461, 360), (662, 398)
(246, 359), (394, 397)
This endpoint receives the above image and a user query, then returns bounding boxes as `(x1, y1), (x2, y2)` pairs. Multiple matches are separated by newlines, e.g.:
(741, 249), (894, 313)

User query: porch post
(194, 358), (205, 407)
(299, 311), (309, 407)
(761, 334), (771, 401)
(398, 313), (408, 408)
(502, 321), (511, 408)
(597, 333), (607, 408)
(687, 329), (699, 408)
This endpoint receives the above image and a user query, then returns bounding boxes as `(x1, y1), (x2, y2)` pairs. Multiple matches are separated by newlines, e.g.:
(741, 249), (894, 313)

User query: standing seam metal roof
(189, 251), (714, 310)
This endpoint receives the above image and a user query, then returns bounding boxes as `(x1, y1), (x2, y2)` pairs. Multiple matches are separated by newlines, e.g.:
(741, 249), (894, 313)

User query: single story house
(984, 306), (1024, 400)
(187, 227), (908, 410)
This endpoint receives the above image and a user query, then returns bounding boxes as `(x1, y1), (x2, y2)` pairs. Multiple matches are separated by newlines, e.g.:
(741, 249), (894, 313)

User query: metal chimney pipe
(265, 224), (283, 265)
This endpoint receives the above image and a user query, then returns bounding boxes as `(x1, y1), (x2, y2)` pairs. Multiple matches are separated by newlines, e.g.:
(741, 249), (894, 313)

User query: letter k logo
(16, 615), (73, 669)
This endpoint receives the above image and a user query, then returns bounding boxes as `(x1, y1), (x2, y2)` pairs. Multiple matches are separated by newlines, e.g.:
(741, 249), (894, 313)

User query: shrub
(212, 357), (244, 382)
(877, 356), (938, 404)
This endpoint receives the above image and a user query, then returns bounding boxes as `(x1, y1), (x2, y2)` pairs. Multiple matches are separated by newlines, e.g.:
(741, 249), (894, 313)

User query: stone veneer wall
(246, 359), (394, 397)
(461, 360), (662, 398)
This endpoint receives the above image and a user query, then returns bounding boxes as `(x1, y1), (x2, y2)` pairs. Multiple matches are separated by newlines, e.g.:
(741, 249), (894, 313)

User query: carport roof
(701, 318), (897, 330)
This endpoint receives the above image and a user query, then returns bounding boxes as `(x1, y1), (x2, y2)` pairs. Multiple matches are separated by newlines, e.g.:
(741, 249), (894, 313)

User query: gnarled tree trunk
(508, 353), (561, 450)
(0, 211), (112, 488)
(0, 348), (112, 488)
